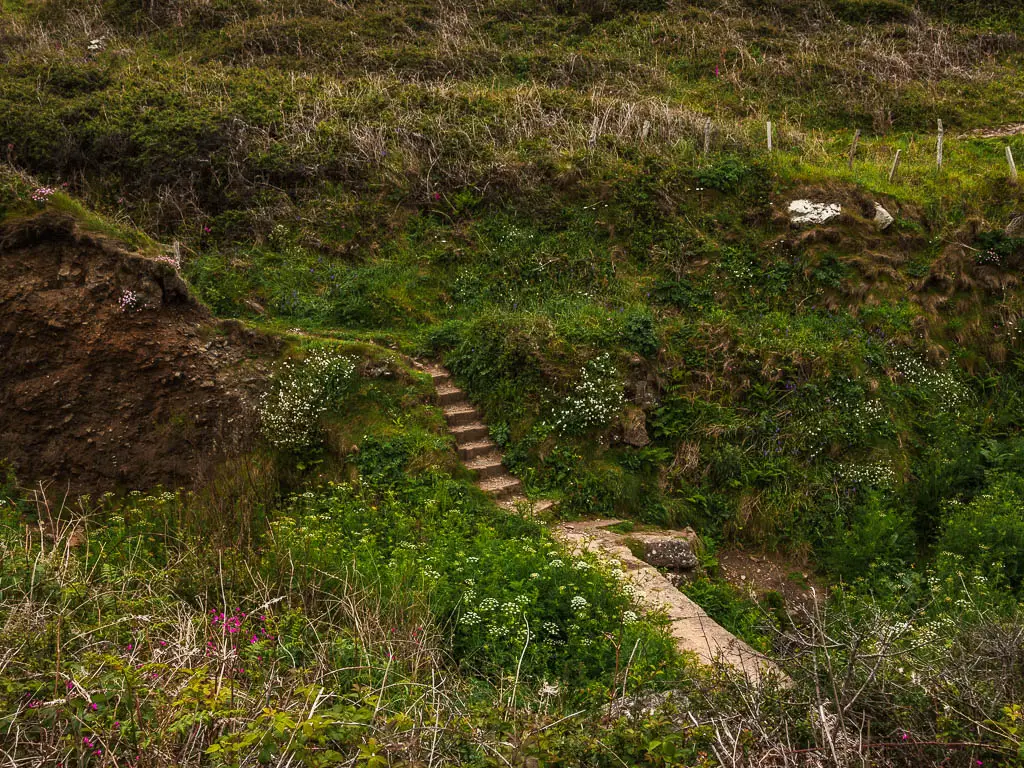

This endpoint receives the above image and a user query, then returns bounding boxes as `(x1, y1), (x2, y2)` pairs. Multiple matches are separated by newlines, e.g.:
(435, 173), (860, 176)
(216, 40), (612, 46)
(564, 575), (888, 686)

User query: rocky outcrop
(639, 536), (699, 570)
(621, 405), (650, 447)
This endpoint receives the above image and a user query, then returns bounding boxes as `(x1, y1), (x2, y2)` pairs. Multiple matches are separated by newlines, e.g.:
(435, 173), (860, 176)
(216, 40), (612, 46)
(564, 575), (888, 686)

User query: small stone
(608, 690), (684, 720)
(622, 406), (650, 447)
(641, 539), (698, 570)
(873, 202), (894, 230)
(244, 299), (266, 315)
(788, 200), (842, 226)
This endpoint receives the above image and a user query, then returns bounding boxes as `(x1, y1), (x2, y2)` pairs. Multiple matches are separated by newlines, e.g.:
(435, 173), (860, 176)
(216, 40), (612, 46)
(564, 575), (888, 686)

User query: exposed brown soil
(0, 212), (279, 494)
(717, 548), (824, 617)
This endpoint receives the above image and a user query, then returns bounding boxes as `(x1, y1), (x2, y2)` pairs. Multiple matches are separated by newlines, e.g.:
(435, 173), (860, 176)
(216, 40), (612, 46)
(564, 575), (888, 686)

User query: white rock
(873, 202), (894, 230)
(788, 200), (842, 226)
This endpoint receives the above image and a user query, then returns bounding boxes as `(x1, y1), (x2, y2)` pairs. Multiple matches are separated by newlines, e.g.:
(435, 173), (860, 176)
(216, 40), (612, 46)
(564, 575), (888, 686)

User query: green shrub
(822, 495), (915, 580)
(269, 478), (678, 686)
(259, 348), (357, 452)
(938, 474), (1024, 593)
(696, 157), (752, 194)
(622, 309), (659, 357)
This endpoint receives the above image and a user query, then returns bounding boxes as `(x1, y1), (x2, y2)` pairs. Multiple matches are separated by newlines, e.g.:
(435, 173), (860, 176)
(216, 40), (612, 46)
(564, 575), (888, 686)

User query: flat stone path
(553, 519), (787, 686)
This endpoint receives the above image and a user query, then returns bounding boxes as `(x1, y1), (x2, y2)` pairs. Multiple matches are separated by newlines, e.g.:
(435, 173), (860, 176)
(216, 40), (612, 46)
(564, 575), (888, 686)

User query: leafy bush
(938, 474), (1024, 593)
(622, 308), (659, 357)
(696, 157), (752, 194)
(552, 354), (624, 435)
(268, 477), (678, 685)
(259, 348), (357, 452)
(822, 494), (915, 580)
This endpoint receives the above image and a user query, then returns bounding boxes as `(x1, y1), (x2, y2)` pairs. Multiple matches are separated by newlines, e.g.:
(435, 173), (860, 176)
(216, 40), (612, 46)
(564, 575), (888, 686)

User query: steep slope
(0, 212), (278, 492)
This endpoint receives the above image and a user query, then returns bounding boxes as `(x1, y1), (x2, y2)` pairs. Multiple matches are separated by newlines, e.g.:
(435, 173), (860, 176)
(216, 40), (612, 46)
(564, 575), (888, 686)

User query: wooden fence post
(936, 119), (944, 169)
(767, 121), (773, 152)
(848, 128), (861, 170)
(888, 149), (902, 183)
(1008, 145), (1019, 184)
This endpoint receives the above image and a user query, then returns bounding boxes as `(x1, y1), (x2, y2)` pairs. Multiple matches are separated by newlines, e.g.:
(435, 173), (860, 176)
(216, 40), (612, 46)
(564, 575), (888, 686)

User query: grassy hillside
(4, 0), (1024, 764)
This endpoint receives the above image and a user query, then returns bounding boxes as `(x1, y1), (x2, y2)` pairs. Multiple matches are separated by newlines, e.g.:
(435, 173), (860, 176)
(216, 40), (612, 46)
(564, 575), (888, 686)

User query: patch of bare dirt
(717, 548), (824, 616)
(0, 212), (280, 494)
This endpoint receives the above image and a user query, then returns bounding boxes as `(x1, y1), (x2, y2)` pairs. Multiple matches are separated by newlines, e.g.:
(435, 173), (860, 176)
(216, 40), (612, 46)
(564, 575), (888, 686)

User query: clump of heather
(259, 348), (357, 451)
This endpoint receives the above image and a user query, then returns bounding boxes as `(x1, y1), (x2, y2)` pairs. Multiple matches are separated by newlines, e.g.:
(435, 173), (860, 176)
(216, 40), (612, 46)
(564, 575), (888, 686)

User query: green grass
(5, 0), (1024, 761)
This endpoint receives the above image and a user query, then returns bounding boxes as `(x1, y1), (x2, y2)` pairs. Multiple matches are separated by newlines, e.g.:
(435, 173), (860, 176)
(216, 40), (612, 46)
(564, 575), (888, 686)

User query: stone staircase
(425, 364), (553, 513)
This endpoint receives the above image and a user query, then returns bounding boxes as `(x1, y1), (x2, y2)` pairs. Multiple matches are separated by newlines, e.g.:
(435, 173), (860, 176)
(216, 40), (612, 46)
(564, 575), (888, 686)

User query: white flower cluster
(840, 461), (897, 489)
(553, 354), (624, 435)
(570, 595), (589, 614)
(259, 350), (356, 451)
(891, 350), (970, 414)
(622, 610), (638, 625)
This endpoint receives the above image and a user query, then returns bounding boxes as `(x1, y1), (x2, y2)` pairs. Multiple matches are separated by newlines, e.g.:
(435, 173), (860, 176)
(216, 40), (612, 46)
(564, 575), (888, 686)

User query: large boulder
(641, 538), (698, 570)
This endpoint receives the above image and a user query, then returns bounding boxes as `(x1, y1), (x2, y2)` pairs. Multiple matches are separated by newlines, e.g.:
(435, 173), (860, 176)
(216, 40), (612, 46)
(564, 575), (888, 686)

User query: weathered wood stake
(767, 121), (773, 152)
(1008, 145), (1019, 184)
(848, 128), (861, 170)
(936, 119), (944, 169)
(888, 149), (902, 183)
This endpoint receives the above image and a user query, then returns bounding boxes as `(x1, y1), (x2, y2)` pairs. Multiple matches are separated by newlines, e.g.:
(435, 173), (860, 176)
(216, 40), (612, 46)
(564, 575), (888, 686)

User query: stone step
(444, 405), (479, 427)
(428, 370), (450, 386)
(458, 439), (497, 460)
(466, 454), (505, 479)
(451, 423), (489, 443)
(500, 496), (556, 514)
(478, 474), (521, 500)
(436, 386), (465, 406)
